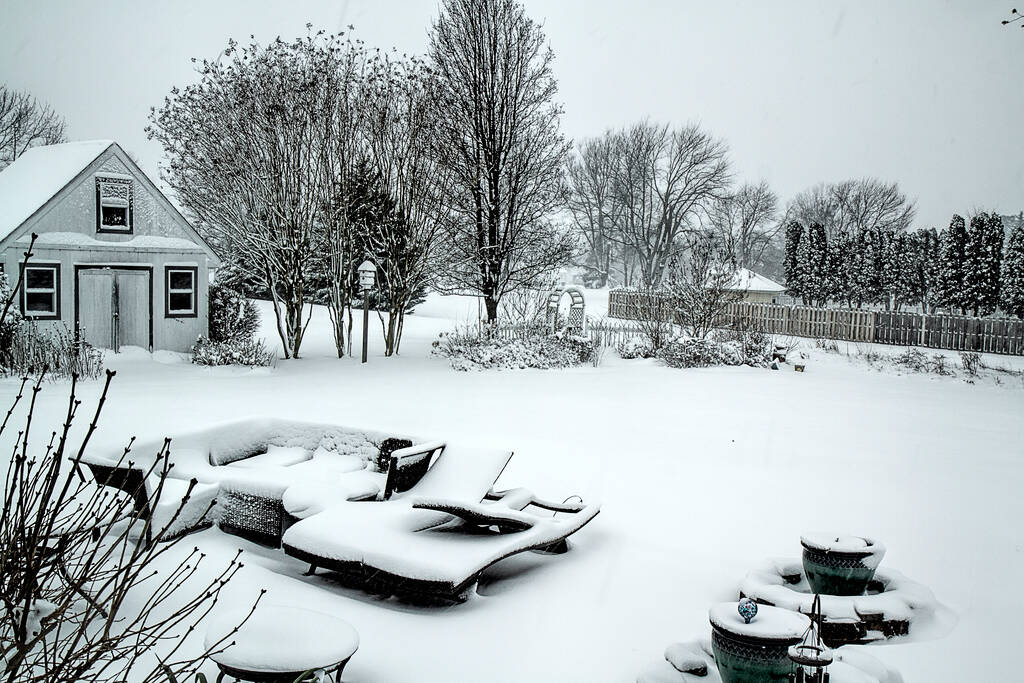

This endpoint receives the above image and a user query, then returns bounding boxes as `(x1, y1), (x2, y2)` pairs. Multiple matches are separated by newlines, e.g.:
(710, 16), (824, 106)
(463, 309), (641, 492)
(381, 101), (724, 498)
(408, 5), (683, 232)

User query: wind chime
(788, 594), (833, 683)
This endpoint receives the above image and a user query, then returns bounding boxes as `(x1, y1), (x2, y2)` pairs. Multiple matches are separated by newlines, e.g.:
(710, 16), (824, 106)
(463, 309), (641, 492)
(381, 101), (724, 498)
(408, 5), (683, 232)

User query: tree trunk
(484, 296), (499, 322)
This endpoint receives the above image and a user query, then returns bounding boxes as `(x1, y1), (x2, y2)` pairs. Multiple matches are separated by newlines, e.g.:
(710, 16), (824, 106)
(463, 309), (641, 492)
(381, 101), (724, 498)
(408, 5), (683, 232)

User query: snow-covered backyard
(2, 293), (1022, 682)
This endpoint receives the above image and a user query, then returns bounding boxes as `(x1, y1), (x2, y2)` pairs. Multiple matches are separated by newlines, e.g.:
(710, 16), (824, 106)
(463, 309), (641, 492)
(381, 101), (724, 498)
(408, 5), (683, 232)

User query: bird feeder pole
(358, 260), (377, 364)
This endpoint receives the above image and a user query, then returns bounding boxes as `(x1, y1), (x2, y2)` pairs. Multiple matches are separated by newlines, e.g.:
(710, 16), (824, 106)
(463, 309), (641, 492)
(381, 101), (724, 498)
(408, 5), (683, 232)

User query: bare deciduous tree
(569, 122), (731, 288)
(363, 55), (454, 355)
(785, 178), (915, 239)
(664, 231), (744, 340)
(148, 32), (352, 359)
(0, 371), (258, 683)
(429, 0), (575, 322)
(706, 181), (780, 274)
(566, 134), (619, 287)
(0, 86), (66, 169)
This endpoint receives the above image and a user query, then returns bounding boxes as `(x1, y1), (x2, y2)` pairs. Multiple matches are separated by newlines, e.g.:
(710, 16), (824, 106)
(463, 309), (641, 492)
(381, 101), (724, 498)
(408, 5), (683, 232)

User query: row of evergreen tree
(783, 213), (1024, 318)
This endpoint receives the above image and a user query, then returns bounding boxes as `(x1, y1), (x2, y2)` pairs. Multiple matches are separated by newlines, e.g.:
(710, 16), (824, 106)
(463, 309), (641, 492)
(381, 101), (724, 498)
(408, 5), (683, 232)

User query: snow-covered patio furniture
(218, 440), (448, 547)
(85, 418), (431, 547)
(204, 604), (358, 682)
(282, 478), (600, 602)
(79, 459), (217, 547)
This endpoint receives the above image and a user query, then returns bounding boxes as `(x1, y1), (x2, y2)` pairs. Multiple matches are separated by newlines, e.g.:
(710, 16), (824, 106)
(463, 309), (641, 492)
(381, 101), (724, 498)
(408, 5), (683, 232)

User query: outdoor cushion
(283, 473), (384, 520)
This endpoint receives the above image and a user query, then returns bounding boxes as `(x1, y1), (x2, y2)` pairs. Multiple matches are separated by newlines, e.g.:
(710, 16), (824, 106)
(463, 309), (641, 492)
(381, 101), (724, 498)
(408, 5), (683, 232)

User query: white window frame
(96, 177), (133, 232)
(22, 264), (60, 319)
(165, 267), (196, 317)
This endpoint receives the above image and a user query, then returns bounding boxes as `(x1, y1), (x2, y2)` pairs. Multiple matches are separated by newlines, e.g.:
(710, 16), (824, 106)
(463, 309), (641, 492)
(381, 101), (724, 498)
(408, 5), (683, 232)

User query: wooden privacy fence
(607, 289), (1024, 355)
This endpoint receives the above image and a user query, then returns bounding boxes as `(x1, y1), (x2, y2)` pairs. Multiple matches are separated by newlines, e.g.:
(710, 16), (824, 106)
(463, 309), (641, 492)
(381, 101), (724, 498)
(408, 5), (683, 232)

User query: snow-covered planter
(800, 534), (886, 596)
(433, 329), (594, 371)
(739, 557), (940, 646)
(636, 639), (902, 683)
(709, 602), (808, 683)
(191, 335), (275, 367)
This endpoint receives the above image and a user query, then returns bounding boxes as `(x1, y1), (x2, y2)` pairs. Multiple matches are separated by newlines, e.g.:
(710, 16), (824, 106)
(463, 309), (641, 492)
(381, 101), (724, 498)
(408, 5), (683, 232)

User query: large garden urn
(801, 534), (886, 596)
(710, 601), (808, 683)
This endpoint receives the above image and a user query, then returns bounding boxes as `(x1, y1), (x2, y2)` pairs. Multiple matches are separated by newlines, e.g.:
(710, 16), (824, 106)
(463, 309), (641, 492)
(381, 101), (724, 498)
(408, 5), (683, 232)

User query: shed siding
(0, 147), (211, 353)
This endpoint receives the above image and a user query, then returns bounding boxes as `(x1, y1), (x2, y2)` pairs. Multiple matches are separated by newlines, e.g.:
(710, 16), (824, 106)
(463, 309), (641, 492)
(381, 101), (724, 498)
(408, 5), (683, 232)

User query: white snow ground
(1, 292), (1022, 682)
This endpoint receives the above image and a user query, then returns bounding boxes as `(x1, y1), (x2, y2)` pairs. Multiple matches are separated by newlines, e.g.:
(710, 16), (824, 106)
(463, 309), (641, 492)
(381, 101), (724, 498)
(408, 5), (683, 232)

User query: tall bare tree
(0, 85), (66, 169)
(566, 133), (619, 287)
(428, 0), (575, 322)
(601, 122), (730, 287)
(706, 181), (780, 274)
(362, 56), (454, 355)
(785, 178), (915, 239)
(149, 32), (355, 358)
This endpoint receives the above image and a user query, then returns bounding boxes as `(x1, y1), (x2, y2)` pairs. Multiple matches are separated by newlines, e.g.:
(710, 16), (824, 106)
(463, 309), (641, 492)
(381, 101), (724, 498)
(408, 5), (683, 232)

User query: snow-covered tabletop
(204, 604), (358, 675)
(709, 602), (808, 641)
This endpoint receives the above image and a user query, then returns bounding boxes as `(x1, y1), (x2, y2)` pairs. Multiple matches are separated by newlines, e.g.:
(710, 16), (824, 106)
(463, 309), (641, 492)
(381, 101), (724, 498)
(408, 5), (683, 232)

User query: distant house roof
(0, 140), (115, 241)
(727, 268), (786, 293)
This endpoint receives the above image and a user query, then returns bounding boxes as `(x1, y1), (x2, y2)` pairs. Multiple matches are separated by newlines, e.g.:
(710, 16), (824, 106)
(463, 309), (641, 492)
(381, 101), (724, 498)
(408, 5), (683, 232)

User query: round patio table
(204, 605), (359, 682)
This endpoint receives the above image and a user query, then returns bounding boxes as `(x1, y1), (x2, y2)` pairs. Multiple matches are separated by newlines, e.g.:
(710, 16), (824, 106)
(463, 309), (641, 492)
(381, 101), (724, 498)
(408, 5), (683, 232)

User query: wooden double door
(77, 267), (152, 352)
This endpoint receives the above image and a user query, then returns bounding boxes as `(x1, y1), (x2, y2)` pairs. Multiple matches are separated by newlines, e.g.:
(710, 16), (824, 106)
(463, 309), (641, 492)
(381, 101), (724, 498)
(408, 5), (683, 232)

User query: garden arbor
(546, 286), (586, 333)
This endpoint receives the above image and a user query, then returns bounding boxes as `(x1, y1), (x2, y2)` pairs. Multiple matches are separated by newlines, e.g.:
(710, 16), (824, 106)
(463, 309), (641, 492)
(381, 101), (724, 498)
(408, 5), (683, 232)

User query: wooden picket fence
(477, 319), (645, 348)
(607, 289), (1024, 355)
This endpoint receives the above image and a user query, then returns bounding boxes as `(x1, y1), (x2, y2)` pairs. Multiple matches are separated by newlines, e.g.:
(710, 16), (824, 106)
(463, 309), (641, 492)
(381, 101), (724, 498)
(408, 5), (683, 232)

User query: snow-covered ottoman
(204, 605), (358, 682)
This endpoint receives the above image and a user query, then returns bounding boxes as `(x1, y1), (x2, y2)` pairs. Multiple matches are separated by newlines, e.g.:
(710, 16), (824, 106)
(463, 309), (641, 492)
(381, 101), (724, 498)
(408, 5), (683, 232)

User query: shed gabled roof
(0, 140), (219, 265)
(0, 140), (115, 241)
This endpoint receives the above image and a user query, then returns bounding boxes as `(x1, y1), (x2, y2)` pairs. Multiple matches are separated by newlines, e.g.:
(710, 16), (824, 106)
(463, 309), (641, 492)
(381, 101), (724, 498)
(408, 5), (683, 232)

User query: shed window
(165, 267), (196, 317)
(96, 177), (133, 232)
(23, 264), (60, 318)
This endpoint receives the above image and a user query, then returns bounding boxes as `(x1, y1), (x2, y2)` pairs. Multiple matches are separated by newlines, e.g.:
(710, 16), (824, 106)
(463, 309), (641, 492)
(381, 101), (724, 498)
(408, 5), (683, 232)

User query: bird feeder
(358, 260), (377, 291)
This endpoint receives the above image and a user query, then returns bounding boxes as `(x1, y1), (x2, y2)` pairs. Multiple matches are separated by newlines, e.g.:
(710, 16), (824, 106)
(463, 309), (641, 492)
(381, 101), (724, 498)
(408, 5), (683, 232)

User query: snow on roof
(15, 231), (207, 252)
(728, 268), (786, 293)
(0, 140), (115, 241)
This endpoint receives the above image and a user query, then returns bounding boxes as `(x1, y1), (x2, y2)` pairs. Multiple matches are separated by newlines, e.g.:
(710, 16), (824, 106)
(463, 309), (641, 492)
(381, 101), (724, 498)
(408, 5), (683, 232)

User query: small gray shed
(0, 140), (220, 353)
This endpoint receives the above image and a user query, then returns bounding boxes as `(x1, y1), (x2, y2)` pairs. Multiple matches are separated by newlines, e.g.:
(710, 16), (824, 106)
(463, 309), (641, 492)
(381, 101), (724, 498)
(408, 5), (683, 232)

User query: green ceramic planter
(801, 534), (886, 597)
(709, 603), (807, 683)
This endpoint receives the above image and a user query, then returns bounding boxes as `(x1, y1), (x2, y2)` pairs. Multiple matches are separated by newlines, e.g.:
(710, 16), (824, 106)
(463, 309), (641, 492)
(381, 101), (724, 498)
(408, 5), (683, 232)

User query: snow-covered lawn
(2, 293), (1022, 681)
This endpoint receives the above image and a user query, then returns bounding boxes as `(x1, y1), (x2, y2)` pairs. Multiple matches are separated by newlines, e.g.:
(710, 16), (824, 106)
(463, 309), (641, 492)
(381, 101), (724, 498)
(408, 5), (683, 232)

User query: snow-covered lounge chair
(79, 460), (217, 547)
(282, 489), (600, 602)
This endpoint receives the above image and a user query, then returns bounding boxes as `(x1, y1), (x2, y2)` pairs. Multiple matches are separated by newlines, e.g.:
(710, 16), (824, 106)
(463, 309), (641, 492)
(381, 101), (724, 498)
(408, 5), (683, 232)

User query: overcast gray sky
(2, 0), (1021, 228)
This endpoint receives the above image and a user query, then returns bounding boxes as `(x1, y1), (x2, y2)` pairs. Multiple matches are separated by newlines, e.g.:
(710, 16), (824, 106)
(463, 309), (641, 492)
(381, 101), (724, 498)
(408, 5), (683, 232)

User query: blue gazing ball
(737, 598), (758, 624)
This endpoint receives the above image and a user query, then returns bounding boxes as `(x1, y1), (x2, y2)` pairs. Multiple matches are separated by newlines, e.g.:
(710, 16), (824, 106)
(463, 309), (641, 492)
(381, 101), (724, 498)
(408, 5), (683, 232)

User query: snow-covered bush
(209, 283), (260, 343)
(892, 347), (951, 375)
(660, 338), (741, 368)
(659, 335), (771, 369)
(616, 337), (656, 359)
(815, 337), (840, 353)
(715, 327), (774, 366)
(960, 351), (980, 377)
(191, 336), (275, 367)
(433, 329), (594, 371)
